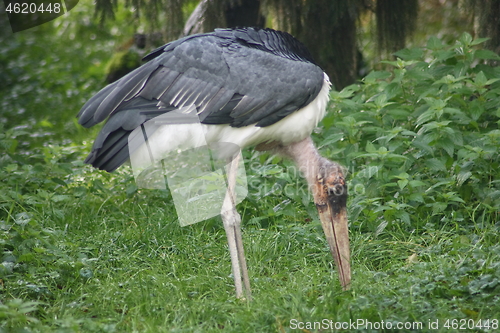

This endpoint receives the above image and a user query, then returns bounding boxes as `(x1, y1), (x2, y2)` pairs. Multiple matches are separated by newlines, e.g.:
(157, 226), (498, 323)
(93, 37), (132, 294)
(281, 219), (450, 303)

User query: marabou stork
(78, 27), (350, 298)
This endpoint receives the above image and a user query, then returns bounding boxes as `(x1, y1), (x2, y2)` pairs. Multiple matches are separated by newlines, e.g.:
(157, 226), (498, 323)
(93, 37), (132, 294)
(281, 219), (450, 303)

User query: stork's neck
(277, 136), (323, 188)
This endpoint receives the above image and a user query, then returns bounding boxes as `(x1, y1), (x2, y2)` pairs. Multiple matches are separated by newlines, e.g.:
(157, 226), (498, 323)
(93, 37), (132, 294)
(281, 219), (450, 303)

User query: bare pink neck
(277, 136), (322, 188)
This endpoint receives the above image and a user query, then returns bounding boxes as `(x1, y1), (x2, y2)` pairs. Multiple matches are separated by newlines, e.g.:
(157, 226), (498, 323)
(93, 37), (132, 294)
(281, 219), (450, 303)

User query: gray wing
(77, 28), (325, 171)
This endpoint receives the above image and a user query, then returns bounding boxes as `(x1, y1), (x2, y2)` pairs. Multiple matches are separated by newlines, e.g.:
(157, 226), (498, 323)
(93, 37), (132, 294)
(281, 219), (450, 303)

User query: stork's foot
(221, 207), (252, 299)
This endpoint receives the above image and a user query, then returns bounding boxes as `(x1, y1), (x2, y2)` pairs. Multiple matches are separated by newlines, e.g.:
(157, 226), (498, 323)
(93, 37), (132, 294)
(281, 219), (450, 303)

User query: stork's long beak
(315, 166), (351, 290)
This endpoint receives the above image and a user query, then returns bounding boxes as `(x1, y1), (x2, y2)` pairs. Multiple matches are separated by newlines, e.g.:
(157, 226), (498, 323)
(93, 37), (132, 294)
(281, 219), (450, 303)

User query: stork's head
(274, 137), (351, 290)
(313, 157), (350, 290)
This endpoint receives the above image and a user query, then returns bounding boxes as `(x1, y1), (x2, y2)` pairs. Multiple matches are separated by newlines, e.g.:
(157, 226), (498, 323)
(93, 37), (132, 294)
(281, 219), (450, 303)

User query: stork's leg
(234, 215), (251, 295)
(221, 153), (251, 299)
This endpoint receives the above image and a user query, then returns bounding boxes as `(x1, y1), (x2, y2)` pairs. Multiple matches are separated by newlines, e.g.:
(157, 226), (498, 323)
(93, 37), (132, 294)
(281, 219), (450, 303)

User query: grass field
(2, 159), (499, 332)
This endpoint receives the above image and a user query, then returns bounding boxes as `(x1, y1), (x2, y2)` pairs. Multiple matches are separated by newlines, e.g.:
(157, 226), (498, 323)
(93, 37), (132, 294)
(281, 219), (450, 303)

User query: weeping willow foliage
(183, 0), (362, 88)
(97, 0), (256, 42)
(261, 0), (363, 89)
(92, 0), (499, 90)
(94, 0), (188, 39)
(164, 0), (185, 37)
(95, 0), (119, 23)
(375, 0), (418, 55)
(467, 0), (500, 55)
(91, 0), (414, 89)
(261, 0), (302, 35)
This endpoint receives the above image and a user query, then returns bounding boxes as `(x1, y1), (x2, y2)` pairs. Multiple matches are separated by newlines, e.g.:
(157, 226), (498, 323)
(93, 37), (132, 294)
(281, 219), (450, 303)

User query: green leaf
(394, 172), (409, 180)
(409, 180), (426, 187)
(433, 50), (456, 62)
(473, 49), (500, 60)
(426, 158), (447, 171)
(416, 110), (435, 126)
(374, 220), (388, 236)
(437, 138), (455, 157)
(393, 48), (424, 61)
(5, 164), (18, 172)
(386, 108), (410, 119)
(408, 193), (424, 202)
(52, 195), (71, 202)
(456, 171), (472, 186)
(424, 97), (449, 110)
(14, 212), (32, 226)
(434, 75), (468, 86)
(373, 93), (394, 109)
(39, 119), (54, 128)
(470, 37), (491, 46)
(51, 177), (67, 186)
(432, 202), (448, 214)
(7, 139), (18, 153)
(397, 179), (408, 190)
(397, 211), (411, 224)
(364, 70), (392, 81)
(336, 85), (360, 98)
(447, 130), (463, 146)
(427, 36), (443, 50)
(469, 103), (485, 121)
(365, 141), (377, 153)
(475, 71), (487, 87)
(458, 32), (473, 46)
(444, 192), (465, 203)
(319, 133), (344, 148)
(485, 78), (500, 85)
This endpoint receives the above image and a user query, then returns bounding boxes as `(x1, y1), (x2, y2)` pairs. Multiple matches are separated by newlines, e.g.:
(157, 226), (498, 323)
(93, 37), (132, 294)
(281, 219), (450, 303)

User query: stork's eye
(328, 184), (345, 196)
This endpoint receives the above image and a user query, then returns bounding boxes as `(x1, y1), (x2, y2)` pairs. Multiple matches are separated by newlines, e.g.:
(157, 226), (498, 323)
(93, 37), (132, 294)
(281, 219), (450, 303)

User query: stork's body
(78, 27), (350, 297)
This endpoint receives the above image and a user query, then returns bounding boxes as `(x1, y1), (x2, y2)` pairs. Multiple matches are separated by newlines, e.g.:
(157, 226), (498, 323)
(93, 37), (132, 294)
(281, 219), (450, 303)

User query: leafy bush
(320, 33), (500, 233)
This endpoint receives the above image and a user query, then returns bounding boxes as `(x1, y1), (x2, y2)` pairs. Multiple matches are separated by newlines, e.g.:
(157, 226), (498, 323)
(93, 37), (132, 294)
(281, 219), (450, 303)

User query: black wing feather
(140, 68), (181, 100)
(78, 27), (325, 171)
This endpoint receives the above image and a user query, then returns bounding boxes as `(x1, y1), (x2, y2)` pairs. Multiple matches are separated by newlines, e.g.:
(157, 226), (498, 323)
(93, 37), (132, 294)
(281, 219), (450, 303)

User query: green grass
(2, 159), (500, 332)
(1, 143), (499, 332)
